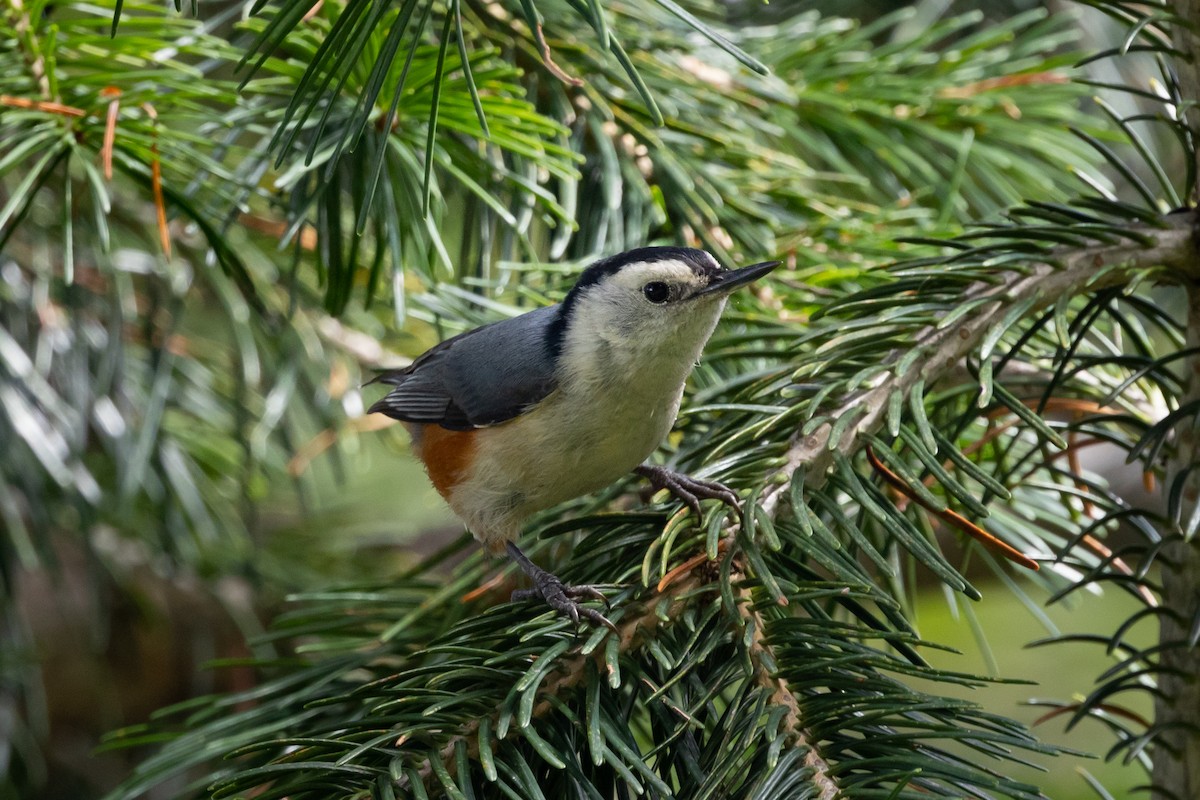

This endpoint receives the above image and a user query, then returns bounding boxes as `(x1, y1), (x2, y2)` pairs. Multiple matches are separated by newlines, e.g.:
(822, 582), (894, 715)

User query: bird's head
(550, 247), (779, 370)
(556, 246), (779, 347)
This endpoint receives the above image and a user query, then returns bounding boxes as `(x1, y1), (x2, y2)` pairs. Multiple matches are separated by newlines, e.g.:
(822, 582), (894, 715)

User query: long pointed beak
(695, 260), (781, 297)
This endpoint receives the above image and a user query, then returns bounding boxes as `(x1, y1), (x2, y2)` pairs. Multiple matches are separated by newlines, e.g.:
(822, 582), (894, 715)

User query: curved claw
(511, 583), (610, 607)
(506, 543), (617, 632)
(634, 464), (742, 518)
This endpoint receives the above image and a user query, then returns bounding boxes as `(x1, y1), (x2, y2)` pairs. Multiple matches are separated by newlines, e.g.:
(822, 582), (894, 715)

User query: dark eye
(642, 281), (670, 304)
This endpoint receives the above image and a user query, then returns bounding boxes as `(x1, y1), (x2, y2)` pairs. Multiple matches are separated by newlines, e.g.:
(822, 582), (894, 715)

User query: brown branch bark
(1152, 280), (1200, 798)
(6, 0), (51, 100)
(1150, 9), (1200, 797)
(739, 589), (838, 800)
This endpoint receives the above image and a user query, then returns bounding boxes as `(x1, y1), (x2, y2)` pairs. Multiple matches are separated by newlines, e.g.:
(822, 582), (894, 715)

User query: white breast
(447, 293), (727, 550)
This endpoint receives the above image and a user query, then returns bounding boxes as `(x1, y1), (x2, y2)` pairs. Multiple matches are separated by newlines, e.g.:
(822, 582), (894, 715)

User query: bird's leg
(634, 464), (741, 519)
(506, 542), (617, 631)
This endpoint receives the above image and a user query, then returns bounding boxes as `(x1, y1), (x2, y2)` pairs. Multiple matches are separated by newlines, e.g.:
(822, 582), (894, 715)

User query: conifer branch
(410, 565), (843, 797)
(764, 215), (1200, 514)
(412, 575), (709, 789)
(739, 588), (839, 800)
(5, 0), (49, 99)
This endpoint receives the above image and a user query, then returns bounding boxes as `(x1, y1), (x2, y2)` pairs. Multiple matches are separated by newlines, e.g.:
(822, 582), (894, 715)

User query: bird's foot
(634, 464), (741, 519)
(506, 542), (617, 631)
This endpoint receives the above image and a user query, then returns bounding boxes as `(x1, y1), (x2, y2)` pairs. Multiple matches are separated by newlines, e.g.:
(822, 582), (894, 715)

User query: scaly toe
(563, 584), (610, 605)
(505, 543), (617, 631)
(538, 582), (616, 631)
(637, 465), (742, 516)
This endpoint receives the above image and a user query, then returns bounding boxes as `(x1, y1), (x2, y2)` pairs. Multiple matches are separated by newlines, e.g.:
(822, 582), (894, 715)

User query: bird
(369, 246), (779, 628)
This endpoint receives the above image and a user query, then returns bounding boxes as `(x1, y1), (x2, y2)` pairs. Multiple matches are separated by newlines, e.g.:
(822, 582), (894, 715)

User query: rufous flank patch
(416, 424), (478, 499)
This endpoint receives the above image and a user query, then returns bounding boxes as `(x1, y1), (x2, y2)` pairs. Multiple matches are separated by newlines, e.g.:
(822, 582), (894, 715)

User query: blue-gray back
(368, 305), (561, 430)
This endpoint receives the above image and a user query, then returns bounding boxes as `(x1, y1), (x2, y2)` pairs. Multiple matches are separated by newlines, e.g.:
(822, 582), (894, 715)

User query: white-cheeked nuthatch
(370, 247), (779, 628)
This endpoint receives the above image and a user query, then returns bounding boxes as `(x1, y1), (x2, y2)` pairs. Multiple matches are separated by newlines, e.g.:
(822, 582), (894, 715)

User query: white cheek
(562, 294), (726, 409)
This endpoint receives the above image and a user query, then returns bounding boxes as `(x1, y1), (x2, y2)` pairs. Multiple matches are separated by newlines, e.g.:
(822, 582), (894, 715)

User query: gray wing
(367, 305), (561, 430)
